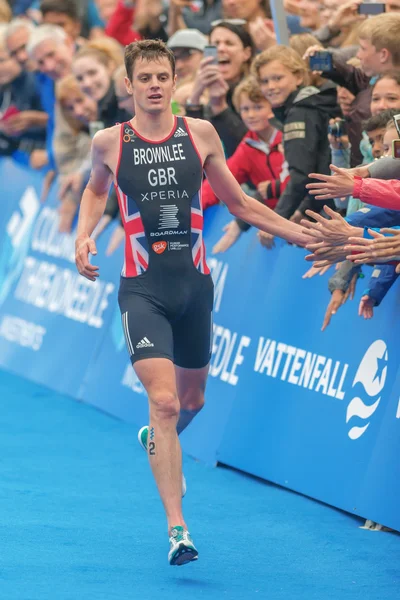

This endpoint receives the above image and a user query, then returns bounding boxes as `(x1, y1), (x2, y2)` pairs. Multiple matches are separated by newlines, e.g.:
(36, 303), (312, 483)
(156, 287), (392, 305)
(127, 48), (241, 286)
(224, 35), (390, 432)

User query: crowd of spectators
(2, 0), (400, 328)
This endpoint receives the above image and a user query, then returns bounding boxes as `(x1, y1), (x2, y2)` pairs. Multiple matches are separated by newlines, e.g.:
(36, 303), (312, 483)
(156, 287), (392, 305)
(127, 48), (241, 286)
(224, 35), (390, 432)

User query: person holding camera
(304, 12), (400, 166)
(185, 21), (254, 156)
(251, 44), (339, 220)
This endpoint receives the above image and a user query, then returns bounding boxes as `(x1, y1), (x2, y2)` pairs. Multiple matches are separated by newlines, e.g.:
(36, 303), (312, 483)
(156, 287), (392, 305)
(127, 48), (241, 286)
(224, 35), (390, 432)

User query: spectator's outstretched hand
(301, 205), (358, 246)
(321, 271), (359, 331)
(212, 221), (241, 254)
(257, 231), (275, 249)
(58, 198), (77, 233)
(290, 210), (303, 224)
(30, 150), (48, 170)
(345, 229), (400, 264)
(59, 172), (84, 201)
(359, 295), (375, 319)
(41, 170), (56, 203)
(343, 272), (358, 302)
(306, 165), (355, 200)
(257, 180), (271, 199)
(302, 264), (331, 278)
(305, 240), (348, 267)
(322, 289), (345, 331)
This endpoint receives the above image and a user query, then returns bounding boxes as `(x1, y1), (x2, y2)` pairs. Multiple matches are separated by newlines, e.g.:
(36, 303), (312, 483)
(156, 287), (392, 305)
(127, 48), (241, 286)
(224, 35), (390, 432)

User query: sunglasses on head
(210, 18), (247, 27)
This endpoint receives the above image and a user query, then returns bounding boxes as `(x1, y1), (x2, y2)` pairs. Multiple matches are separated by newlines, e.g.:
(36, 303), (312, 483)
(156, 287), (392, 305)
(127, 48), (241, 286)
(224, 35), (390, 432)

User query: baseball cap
(167, 29), (208, 52)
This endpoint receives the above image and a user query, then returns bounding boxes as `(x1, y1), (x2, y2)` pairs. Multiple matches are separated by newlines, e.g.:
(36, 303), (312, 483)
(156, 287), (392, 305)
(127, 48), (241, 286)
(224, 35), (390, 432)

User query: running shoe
(168, 526), (198, 566)
(138, 426), (187, 497)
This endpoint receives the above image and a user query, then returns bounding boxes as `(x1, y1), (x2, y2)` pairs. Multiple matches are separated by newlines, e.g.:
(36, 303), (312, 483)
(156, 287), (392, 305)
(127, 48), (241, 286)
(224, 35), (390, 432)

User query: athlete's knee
(149, 390), (180, 420)
(179, 390), (205, 413)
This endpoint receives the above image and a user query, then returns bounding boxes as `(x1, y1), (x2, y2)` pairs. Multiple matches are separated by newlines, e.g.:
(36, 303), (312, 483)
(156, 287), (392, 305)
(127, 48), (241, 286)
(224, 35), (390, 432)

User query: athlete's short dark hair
(124, 39), (176, 82)
(40, 0), (80, 21)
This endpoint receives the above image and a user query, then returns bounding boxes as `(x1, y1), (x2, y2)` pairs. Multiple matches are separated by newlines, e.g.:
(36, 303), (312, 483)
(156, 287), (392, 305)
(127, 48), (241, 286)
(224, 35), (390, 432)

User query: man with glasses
(167, 29), (208, 85)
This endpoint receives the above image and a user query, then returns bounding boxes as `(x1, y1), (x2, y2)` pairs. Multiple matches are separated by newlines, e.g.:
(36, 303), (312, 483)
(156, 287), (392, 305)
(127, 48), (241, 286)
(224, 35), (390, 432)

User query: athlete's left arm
(201, 121), (311, 246)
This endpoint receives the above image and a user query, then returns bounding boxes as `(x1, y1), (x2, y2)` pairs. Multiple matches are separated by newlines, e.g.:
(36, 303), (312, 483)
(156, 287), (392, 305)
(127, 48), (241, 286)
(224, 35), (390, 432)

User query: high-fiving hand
(306, 165), (356, 200)
(345, 228), (400, 272)
(301, 205), (363, 246)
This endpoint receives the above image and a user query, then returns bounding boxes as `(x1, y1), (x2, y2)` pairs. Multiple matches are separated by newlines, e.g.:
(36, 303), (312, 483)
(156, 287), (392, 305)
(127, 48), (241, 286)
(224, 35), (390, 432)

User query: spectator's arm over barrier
(364, 264), (399, 307)
(105, 0), (141, 46)
(353, 177), (400, 210)
(321, 51), (370, 97)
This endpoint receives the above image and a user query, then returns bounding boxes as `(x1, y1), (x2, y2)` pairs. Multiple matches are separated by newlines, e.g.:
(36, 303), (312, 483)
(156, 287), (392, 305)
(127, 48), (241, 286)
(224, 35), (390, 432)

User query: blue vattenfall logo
(0, 187), (40, 307)
(346, 340), (388, 440)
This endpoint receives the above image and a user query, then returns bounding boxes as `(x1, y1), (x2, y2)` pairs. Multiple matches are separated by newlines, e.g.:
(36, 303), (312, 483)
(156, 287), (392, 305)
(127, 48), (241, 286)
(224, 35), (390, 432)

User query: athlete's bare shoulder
(92, 124), (122, 174)
(184, 116), (217, 140)
(184, 117), (219, 162)
(92, 124), (120, 153)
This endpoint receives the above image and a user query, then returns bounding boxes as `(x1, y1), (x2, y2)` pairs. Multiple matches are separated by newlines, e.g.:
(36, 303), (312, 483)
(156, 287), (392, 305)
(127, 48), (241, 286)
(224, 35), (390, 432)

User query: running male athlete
(75, 39), (311, 566)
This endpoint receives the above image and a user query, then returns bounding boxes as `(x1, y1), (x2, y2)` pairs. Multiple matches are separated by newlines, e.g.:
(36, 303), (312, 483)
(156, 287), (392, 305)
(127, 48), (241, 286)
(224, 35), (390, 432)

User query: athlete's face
(128, 57), (176, 114)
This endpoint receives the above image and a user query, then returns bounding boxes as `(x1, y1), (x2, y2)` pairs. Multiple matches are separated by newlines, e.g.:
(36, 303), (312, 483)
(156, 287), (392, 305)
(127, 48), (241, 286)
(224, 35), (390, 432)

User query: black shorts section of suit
(118, 271), (214, 369)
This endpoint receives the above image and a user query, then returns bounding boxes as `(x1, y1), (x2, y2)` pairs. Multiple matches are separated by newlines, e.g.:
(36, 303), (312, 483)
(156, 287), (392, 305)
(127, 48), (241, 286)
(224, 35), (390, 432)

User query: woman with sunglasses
(185, 20), (254, 156)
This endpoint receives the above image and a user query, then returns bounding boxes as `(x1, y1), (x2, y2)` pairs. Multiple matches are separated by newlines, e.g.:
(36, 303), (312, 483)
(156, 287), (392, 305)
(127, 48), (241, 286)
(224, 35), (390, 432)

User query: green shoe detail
(138, 426), (148, 452)
(168, 526), (198, 566)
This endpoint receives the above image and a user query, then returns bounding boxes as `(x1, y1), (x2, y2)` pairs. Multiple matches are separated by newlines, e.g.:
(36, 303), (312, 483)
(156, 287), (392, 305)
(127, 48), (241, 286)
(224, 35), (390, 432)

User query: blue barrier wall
(0, 159), (399, 531)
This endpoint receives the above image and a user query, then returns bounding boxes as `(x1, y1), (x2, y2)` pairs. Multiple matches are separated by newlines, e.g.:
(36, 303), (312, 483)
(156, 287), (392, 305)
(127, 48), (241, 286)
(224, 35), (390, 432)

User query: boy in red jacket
(203, 76), (289, 253)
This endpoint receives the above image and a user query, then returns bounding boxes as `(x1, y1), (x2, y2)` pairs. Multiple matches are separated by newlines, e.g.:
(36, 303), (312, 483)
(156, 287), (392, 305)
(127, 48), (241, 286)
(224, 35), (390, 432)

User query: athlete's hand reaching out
(75, 235), (99, 281)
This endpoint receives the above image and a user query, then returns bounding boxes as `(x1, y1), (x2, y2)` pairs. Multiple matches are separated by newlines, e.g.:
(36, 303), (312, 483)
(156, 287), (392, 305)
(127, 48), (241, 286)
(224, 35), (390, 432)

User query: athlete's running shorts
(118, 272), (214, 369)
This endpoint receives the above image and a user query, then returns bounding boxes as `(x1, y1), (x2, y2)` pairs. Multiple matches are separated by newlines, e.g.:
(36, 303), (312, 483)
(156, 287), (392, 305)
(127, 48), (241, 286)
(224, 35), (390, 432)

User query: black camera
(328, 119), (346, 138)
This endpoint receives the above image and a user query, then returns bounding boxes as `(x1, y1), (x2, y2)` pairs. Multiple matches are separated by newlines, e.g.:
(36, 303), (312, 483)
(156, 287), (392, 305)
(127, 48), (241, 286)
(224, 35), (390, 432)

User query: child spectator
(253, 44), (339, 220)
(208, 76), (288, 253)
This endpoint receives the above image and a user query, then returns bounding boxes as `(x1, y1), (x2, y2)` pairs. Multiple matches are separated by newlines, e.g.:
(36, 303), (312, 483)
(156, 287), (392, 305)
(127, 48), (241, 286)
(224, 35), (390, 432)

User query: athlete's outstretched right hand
(75, 235), (99, 281)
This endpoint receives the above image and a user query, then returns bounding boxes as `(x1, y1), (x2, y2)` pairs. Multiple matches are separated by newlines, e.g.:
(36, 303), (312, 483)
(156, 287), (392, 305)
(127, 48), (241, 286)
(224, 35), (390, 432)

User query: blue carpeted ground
(0, 369), (399, 600)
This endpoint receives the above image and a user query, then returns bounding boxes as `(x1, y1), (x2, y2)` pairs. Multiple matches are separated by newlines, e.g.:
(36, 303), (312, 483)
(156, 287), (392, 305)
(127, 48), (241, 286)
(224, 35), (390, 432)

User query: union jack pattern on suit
(191, 190), (209, 275)
(115, 186), (149, 277)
